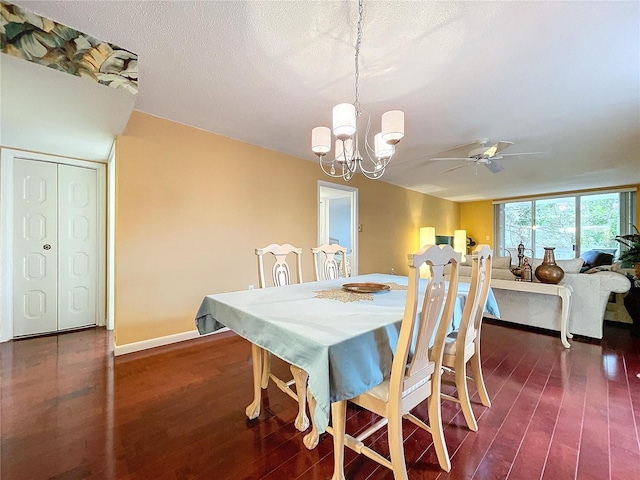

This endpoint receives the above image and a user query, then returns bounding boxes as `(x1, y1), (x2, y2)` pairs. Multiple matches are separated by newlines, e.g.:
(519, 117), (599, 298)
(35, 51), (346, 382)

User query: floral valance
(0, 1), (138, 94)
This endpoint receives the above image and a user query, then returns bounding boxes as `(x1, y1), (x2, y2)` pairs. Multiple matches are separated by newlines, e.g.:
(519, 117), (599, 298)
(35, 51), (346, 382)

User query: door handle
(43, 244), (51, 250)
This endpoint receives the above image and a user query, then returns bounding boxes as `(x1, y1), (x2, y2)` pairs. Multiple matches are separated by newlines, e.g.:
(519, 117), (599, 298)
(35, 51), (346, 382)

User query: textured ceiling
(7, 0), (640, 201)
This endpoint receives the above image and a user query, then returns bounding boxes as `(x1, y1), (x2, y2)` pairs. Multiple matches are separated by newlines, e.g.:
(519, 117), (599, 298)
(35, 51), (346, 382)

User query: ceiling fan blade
(430, 157), (473, 162)
(494, 141), (515, 154)
(432, 141), (479, 155)
(444, 163), (472, 173)
(500, 151), (546, 157)
(397, 142), (480, 167)
(485, 161), (504, 173)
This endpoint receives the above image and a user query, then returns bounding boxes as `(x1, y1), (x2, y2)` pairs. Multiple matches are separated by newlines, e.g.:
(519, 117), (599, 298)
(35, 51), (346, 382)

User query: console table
(490, 279), (574, 348)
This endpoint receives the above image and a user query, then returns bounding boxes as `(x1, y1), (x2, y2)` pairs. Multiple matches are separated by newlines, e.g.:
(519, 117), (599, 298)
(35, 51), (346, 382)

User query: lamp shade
(419, 226), (436, 249)
(374, 133), (394, 159)
(333, 103), (357, 140)
(311, 126), (331, 155)
(381, 110), (404, 145)
(453, 229), (467, 262)
(419, 226), (436, 278)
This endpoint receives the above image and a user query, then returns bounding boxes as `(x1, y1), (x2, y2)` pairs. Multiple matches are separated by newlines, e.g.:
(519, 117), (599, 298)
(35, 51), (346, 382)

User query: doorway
(1, 149), (106, 341)
(318, 181), (358, 276)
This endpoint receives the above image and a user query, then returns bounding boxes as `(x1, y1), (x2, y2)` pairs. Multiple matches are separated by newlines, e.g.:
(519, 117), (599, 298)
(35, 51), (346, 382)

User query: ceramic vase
(534, 247), (565, 284)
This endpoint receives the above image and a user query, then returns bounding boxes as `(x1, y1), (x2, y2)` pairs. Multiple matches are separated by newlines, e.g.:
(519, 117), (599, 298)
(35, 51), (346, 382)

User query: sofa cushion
(557, 258), (584, 274)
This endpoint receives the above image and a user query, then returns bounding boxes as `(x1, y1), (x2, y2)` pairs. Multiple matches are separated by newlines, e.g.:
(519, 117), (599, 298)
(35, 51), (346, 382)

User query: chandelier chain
(353, 0), (364, 112)
(311, 0), (404, 181)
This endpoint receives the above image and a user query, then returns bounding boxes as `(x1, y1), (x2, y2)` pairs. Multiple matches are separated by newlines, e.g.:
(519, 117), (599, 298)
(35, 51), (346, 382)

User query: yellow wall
(460, 201), (494, 248)
(114, 112), (460, 346)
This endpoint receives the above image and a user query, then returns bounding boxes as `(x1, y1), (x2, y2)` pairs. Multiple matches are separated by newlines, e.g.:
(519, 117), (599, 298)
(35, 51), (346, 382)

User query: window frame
(494, 189), (636, 260)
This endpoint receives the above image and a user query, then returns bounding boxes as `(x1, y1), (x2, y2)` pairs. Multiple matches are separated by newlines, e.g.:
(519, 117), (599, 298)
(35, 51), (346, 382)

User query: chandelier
(310, 0), (404, 181)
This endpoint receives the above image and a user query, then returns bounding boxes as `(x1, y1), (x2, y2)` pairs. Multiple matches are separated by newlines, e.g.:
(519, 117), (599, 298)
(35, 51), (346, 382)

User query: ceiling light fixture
(310, 0), (404, 181)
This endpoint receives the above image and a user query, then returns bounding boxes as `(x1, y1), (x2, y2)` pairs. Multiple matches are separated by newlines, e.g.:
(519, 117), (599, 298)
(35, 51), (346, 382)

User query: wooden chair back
(311, 244), (348, 281)
(255, 243), (303, 288)
(391, 244), (461, 399)
(440, 244), (493, 432)
(454, 245), (493, 352)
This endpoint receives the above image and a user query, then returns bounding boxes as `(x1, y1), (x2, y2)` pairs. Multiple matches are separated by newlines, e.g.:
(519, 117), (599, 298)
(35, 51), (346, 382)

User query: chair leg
(330, 400), (347, 480)
(387, 413), (409, 480)
(470, 350), (491, 408)
(428, 392), (451, 472)
(290, 365), (310, 431)
(455, 360), (478, 432)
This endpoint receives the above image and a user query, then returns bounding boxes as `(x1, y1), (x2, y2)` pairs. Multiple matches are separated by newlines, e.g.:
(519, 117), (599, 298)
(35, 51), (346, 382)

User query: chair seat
(363, 361), (436, 402)
(444, 329), (477, 355)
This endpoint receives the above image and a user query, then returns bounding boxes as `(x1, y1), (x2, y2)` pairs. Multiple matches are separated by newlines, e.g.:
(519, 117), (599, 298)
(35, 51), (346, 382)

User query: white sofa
(450, 256), (631, 340)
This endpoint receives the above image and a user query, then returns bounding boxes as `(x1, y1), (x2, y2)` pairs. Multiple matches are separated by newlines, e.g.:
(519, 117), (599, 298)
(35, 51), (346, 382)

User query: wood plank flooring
(2, 321), (639, 479)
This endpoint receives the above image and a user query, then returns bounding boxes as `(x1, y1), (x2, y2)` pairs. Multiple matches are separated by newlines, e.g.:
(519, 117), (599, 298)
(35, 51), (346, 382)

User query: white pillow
(492, 256), (512, 270)
(556, 258), (584, 274)
(530, 257), (584, 274)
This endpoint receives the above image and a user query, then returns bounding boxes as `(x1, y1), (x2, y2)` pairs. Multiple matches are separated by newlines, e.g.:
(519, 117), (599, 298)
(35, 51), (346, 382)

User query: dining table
(195, 273), (500, 449)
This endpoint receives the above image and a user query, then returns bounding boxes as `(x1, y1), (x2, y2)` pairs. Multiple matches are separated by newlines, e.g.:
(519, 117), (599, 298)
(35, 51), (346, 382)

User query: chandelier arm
(319, 156), (343, 179)
(357, 160), (386, 179)
(358, 111), (394, 173)
(358, 158), (391, 176)
(362, 111), (378, 163)
(340, 138), (358, 173)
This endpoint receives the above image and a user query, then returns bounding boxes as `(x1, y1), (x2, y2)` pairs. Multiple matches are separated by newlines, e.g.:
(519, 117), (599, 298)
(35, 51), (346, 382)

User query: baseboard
(114, 329), (227, 356)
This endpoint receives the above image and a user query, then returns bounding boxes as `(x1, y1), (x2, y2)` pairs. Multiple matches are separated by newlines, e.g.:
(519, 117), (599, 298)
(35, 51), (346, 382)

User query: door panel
(13, 159), (58, 336)
(58, 165), (97, 330)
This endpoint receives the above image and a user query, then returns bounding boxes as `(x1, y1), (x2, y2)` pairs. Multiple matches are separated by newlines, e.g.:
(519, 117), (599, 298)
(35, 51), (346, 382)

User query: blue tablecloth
(195, 274), (499, 434)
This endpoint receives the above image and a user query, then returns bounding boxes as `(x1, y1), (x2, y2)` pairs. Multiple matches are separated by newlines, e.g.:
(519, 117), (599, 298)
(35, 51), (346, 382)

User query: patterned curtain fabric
(1, 1), (138, 93)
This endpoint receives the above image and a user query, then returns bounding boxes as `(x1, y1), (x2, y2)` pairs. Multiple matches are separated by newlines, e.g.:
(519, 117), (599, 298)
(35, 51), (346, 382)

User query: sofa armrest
(590, 271), (631, 294)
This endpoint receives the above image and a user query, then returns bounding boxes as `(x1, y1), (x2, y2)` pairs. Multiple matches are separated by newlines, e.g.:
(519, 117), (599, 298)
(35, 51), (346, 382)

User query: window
(495, 190), (636, 260)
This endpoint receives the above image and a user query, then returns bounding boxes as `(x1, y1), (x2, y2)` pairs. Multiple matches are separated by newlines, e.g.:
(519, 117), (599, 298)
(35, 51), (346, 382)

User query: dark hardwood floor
(2, 321), (639, 480)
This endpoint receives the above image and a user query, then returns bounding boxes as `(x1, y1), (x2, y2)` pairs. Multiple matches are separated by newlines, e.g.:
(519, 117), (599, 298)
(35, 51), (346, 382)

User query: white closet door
(13, 159), (58, 336)
(58, 165), (98, 330)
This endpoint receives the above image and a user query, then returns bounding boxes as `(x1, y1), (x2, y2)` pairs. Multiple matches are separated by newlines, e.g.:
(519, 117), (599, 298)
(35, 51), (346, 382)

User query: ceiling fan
(430, 139), (544, 174)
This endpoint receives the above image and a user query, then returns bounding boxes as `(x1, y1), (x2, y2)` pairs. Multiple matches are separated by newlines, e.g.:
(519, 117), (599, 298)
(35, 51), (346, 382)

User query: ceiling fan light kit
(310, 0), (404, 181)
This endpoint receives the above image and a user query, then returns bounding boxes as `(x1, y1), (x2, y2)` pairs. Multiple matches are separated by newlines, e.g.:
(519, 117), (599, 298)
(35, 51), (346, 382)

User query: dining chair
(441, 244), (493, 432)
(256, 243), (303, 288)
(329, 244), (461, 478)
(254, 243), (309, 431)
(311, 243), (348, 281)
